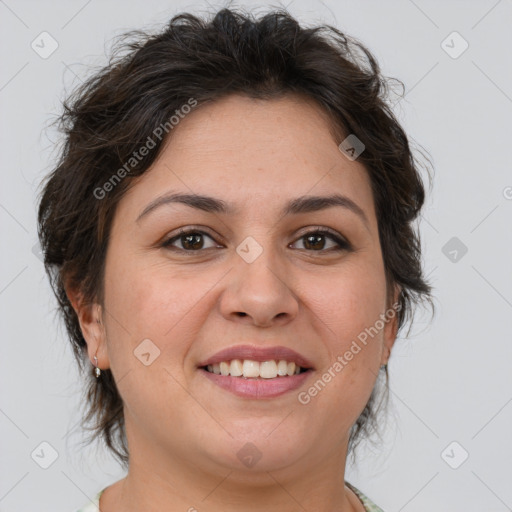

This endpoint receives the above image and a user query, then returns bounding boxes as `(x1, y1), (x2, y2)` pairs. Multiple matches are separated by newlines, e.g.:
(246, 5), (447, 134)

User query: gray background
(1, 0), (511, 511)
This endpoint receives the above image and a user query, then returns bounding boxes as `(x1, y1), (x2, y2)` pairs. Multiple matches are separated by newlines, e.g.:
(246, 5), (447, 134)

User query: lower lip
(199, 368), (313, 399)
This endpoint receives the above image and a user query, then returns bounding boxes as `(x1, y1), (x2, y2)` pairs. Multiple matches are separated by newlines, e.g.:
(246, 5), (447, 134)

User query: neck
(106, 421), (361, 512)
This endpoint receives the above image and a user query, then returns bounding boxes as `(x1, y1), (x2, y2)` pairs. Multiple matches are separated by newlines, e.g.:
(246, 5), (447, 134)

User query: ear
(66, 283), (109, 371)
(381, 283), (402, 366)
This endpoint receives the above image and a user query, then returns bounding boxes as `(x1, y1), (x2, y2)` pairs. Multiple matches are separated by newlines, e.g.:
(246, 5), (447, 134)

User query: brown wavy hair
(37, 6), (434, 469)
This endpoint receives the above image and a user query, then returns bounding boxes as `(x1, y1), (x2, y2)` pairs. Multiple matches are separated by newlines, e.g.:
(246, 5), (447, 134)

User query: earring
(93, 353), (101, 378)
(380, 363), (388, 371)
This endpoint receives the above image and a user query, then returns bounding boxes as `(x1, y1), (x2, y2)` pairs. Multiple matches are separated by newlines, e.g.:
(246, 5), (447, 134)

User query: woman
(38, 7), (433, 512)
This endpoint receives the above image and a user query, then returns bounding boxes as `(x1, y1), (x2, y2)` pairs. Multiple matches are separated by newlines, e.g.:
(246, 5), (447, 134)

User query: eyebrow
(136, 192), (370, 229)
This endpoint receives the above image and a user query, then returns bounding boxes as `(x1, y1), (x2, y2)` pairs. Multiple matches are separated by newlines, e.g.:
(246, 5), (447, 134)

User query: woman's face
(94, 94), (399, 476)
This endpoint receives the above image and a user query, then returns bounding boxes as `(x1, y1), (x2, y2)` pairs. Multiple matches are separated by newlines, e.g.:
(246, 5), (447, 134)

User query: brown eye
(163, 230), (219, 251)
(180, 233), (205, 250)
(291, 230), (350, 252)
(304, 233), (327, 250)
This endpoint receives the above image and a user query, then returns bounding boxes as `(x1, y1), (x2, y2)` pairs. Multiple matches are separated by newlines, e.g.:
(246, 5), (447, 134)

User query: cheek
(301, 258), (387, 409)
(309, 260), (387, 349)
(102, 257), (217, 368)
(101, 260), (204, 422)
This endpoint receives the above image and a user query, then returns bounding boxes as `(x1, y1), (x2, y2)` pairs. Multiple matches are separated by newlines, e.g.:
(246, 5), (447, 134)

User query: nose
(219, 249), (299, 328)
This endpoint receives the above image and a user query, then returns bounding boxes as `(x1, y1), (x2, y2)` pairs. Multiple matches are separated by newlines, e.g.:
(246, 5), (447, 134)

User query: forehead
(118, 94), (376, 225)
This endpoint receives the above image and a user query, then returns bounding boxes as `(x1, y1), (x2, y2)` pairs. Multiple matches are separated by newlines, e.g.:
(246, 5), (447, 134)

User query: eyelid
(290, 226), (351, 251)
(162, 226), (221, 248)
(294, 225), (347, 240)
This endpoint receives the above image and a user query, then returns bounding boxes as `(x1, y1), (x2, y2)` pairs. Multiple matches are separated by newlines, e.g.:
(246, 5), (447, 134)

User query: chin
(205, 425), (307, 474)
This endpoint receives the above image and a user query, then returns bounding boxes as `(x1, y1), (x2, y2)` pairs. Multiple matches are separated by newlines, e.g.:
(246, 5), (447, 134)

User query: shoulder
(74, 489), (105, 512)
(345, 481), (386, 512)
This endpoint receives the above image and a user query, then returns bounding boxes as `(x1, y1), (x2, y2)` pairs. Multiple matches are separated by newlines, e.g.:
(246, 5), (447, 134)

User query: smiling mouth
(200, 359), (311, 379)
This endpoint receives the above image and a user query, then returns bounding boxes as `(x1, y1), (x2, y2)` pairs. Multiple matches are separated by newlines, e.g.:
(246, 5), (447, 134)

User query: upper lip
(198, 344), (315, 370)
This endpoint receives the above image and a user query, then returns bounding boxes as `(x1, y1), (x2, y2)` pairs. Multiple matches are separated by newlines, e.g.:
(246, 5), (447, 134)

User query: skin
(70, 93), (400, 512)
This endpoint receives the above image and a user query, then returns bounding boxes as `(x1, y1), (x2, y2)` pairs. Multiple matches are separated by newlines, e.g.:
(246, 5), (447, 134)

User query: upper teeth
(206, 360), (302, 378)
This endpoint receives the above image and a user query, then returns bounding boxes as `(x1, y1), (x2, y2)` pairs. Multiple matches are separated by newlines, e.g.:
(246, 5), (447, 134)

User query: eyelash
(161, 227), (352, 254)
